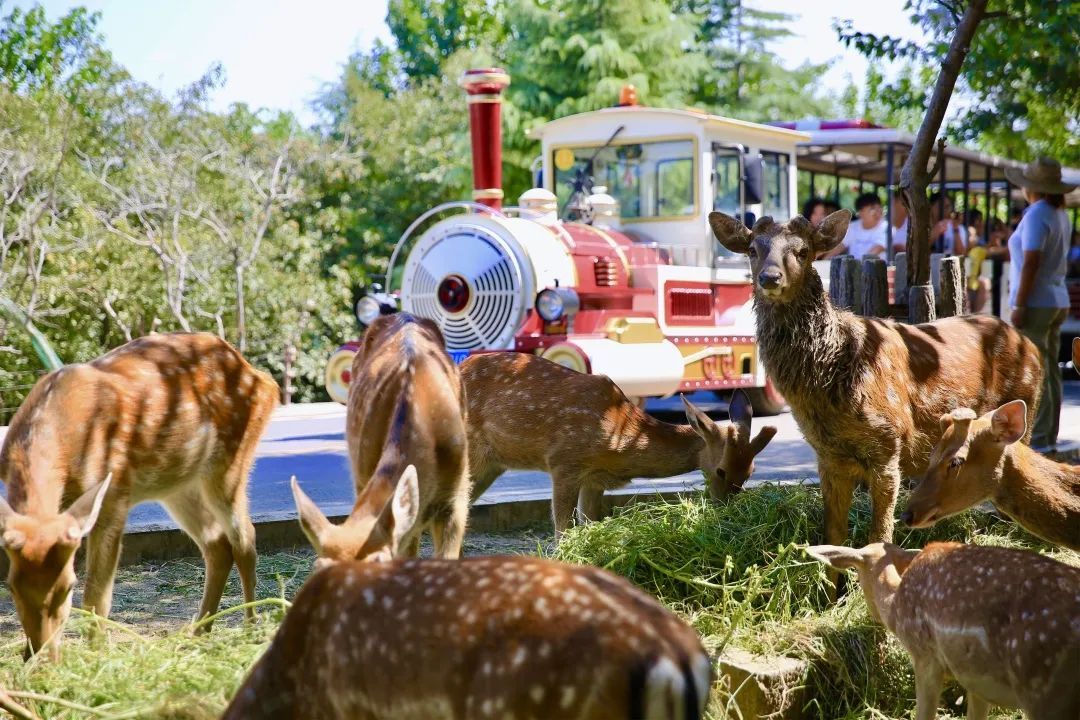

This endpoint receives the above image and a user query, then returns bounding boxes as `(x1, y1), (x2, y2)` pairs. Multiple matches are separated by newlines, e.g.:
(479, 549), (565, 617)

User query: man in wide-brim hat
(1004, 156), (1076, 450)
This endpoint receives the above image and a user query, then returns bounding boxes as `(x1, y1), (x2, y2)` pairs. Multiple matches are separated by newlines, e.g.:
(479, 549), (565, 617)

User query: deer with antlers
(0, 333), (279, 658)
(291, 313), (470, 562)
(460, 352), (776, 537)
(807, 542), (1080, 719)
(709, 210), (1042, 567)
(902, 400), (1080, 552)
(225, 463), (712, 720)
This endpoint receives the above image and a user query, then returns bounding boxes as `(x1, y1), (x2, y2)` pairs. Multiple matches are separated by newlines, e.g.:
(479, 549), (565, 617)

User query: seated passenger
(823, 192), (887, 259)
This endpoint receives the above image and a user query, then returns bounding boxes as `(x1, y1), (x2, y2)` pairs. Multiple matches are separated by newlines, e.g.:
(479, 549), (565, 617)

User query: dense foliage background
(0, 0), (1074, 409)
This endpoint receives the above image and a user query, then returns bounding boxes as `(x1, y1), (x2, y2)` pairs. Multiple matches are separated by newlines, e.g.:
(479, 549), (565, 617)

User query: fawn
(225, 464), (712, 720)
(0, 333), (279, 658)
(459, 352), (776, 537)
(291, 313), (470, 561)
(807, 542), (1080, 719)
(709, 211), (1042, 570)
(903, 400), (1080, 552)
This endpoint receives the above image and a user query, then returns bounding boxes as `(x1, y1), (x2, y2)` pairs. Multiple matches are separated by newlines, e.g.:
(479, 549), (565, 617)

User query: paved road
(122, 382), (1080, 531)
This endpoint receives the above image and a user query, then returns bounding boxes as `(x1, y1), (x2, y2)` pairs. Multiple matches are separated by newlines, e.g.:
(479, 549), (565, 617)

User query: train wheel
(745, 377), (788, 416)
(324, 347), (356, 405)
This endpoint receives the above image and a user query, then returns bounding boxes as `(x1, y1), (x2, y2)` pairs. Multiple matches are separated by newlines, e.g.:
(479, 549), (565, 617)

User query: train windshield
(552, 139), (696, 220)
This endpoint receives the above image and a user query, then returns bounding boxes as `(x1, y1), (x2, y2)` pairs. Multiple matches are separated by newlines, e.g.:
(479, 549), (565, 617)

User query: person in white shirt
(823, 192), (887, 259)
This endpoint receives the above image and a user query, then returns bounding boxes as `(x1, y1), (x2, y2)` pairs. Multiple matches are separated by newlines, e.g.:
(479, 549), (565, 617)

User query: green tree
(837, 0), (1080, 165)
(388, 0), (507, 83)
(679, 0), (835, 121)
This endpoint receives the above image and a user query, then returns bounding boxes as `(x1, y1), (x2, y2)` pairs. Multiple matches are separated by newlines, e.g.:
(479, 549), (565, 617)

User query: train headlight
(535, 287), (580, 322)
(355, 296), (384, 326)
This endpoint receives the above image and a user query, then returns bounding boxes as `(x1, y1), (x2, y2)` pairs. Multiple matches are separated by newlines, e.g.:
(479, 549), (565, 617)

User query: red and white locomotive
(325, 68), (812, 414)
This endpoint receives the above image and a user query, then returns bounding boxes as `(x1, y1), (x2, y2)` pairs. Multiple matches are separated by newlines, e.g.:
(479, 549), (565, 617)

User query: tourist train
(323, 67), (1080, 413)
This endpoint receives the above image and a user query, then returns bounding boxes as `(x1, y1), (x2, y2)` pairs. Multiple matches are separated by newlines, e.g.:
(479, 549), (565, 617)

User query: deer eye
(747, 246), (758, 259)
(949, 456), (965, 469)
(715, 468), (726, 479)
(796, 248), (809, 261)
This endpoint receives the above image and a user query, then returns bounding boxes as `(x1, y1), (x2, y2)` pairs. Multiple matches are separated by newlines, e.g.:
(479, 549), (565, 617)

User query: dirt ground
(0, 528), (552, 636)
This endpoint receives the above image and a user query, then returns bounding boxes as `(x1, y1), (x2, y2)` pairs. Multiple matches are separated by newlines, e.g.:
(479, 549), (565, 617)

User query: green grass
(0, 485), (1073, 719)
(551, 484), (1076, 719)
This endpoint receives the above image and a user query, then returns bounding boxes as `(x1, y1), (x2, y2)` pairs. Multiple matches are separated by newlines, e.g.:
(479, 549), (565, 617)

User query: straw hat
(1004, 156), (1077, 194)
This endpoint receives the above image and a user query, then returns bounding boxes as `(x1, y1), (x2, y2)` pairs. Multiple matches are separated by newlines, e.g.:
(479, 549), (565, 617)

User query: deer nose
(758, 270), (782, 289)
(900, 510), (914, 526)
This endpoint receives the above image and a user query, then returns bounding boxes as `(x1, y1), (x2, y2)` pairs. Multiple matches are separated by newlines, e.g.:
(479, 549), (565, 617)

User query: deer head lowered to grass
(459, 352), (776, 538)
(291, 313), (471, 562)
(0, 332), (280, 659)
(225, 464), (713, 720)
(708, 210), (1043, 580)
(903, 400), (1080, 552)
(807, 542), (1080, 720)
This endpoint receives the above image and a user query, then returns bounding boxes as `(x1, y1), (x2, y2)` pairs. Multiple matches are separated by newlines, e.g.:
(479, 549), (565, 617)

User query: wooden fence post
(938, 256), (965, 317)
(893, 253), (908, 306)
(829, 256), (862, 313)
(861, 258), (889, 318)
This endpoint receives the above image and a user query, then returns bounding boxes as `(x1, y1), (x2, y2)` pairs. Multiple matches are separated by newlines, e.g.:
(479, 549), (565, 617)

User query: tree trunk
(235, 263), (246, 352)
(900, 0), (988, 323)
(862, 257), (889, 318)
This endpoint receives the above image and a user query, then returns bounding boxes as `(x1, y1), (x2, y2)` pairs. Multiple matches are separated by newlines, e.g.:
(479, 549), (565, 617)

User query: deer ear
(727, 389), (752, 432)
(813, 210), (852, 253)
(682, 396), (715, 437)
(291, 476), (332, 554)
(63, 473), (112, 540)
(990, 400), (1027, 444)
(389, 465), (420, 555)
(0, 495), (26, 551)
(0, 493), (15, 530)
(749, 425), (777, 456)
(708, 212), (752, 254)
(805, 544), (871, 571)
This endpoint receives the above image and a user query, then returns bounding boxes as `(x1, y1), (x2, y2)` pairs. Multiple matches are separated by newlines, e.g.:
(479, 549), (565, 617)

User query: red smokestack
(460, 68), (510, 210)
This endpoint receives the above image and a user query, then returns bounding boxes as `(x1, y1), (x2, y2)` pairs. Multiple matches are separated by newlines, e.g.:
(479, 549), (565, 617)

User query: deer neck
(994, 444), (1080, 548)
(604, 413), (703, 480)
(753, 270), (855, 403)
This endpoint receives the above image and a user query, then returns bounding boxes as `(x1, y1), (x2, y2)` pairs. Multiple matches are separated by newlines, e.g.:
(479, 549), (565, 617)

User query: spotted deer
(903, 400), (1080, 552)
(460, 352), (776, 537)
(291, 313), (469, 562)
(0, 332), (279, 658)
(225, 464), (712, 720)
(807, 542), (1080, 719)
(709, 211), (1042, 571)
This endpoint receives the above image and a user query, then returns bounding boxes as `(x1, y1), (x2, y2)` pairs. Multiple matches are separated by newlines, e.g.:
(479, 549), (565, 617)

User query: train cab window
(761, 151), (790, 219)
(713, 149), (741, 216)
(552, 139), (695, 220)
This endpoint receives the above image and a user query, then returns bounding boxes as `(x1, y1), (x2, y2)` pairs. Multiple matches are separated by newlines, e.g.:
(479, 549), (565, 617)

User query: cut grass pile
(552, 483), (1077, 720)
(0, 486), (1074, 719)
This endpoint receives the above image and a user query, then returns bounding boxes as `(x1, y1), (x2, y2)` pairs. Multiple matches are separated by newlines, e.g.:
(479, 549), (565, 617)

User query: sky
(18, 0), (928, 126)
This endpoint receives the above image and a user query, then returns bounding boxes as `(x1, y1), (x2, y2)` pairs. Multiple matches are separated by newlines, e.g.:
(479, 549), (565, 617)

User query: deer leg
(551, 472), (582, 541)
(964, 694), (989, 720)
(913, 661), (945, 720)
(204, 469), (258, 621)
(868, 457), (902, 544)
(819, 461), (858, 597)
(468, 462), (506, 504)
(576, 487), (604, 524)
(82, 492), (130, 619)
(164, 492), (234, 631)
(431, 492), (469, 560)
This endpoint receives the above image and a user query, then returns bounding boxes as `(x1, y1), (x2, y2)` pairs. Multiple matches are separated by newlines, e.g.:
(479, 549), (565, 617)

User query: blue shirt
(1008, 199), (1070, 308)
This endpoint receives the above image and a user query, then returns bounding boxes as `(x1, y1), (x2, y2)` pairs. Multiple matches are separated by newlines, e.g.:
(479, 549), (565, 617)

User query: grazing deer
(709, 211), (1042, 564)
(0, 333), (278, 658)
(291, 313), (469, 561)
(903, 400), (1080, 552)
(807, 542), (1080, 720)
(225, 465), (712, 720)
(460, 352), (776, 537)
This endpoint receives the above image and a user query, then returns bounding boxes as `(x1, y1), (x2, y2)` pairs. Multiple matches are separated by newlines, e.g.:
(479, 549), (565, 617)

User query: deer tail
(634, 652), (711, 720)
